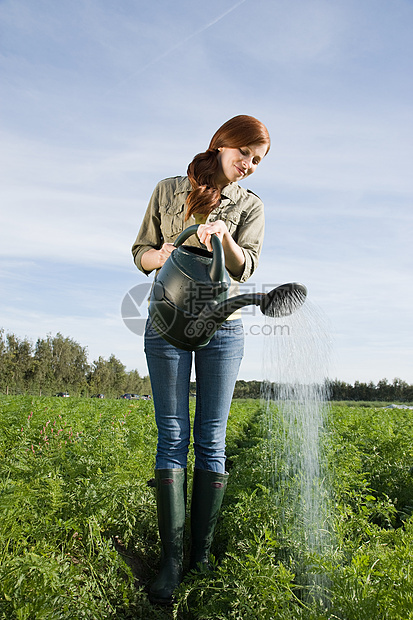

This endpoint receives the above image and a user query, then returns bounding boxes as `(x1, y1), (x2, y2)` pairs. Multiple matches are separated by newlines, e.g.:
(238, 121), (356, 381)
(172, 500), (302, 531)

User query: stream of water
(260, 298), (333, 601)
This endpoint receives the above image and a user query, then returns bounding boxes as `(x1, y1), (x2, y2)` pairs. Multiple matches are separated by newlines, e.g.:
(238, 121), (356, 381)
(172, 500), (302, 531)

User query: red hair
(186, 115), (270, 220)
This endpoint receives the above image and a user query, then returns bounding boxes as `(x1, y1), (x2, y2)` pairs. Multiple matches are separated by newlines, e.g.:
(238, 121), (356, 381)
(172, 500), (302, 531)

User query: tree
(327, 379), (352, 400)
(0, 332), (33, 395)
(32, 336), (55, 396)
(88, 356), (113, 396)
(0, 329), (9, 394)
(392, 377), (409, 401)
(88, 357), (152, 397)
(124, 369), (144, 395)
(107, 355), (127, 396)
(51, 333), (89, 395)
(376, 378), (392, 401)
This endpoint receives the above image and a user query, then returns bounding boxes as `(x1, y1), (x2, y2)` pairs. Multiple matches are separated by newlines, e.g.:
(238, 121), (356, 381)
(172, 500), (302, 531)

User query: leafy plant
(1, 397), (413, 618)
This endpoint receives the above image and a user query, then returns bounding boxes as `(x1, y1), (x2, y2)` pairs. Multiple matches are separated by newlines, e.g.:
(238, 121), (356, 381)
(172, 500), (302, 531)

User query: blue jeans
(144, 318), (244, 473)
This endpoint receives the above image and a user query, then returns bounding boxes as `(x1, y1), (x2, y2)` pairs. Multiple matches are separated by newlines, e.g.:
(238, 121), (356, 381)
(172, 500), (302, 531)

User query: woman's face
(216, 142), (268, 187)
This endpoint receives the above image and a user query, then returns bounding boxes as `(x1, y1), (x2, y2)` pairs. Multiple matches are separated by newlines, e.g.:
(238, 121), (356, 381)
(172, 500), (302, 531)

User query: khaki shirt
(131, 176), (265, 296)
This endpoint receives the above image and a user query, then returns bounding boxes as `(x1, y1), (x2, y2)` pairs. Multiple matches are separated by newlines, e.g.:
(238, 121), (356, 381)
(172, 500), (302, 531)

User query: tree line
(0, 329), (151, 398)
(325, 377), (413, 402)
(1, 329), (412, 402)
(231, 377), (413, 402)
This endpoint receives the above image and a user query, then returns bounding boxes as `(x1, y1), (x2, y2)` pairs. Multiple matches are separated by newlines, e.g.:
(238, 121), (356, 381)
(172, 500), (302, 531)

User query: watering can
(149, 224), (307, 351)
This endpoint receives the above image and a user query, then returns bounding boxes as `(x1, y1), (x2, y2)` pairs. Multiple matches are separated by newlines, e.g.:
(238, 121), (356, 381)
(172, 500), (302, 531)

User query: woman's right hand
(141, 243), (175, 272)
(158, 243), (175, 266)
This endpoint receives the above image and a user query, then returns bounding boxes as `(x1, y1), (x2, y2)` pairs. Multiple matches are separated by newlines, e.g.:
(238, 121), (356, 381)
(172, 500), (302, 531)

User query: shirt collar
(175, 176), (241, 204)
(220, 182), (241, 204)
(175, 176), (192, 195)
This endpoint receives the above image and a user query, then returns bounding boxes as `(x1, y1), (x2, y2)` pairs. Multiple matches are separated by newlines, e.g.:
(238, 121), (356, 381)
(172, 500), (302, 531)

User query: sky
(1, 0), (412, 384)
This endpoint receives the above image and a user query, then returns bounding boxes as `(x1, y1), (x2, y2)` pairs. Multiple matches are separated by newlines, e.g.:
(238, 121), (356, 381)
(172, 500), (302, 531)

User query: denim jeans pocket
(218, 319), (244, 335)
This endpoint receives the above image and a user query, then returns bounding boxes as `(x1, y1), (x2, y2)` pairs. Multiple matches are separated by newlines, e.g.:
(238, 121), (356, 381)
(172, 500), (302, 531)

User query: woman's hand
(158, 243), (175, 265)
(197, 221), (227, 251)
(141, 243), (175, 271)
(197, 221), (245, 278)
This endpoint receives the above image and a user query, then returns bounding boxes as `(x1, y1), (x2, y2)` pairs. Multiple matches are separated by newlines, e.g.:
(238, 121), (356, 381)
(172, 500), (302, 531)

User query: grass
(1, 397), (413, 619)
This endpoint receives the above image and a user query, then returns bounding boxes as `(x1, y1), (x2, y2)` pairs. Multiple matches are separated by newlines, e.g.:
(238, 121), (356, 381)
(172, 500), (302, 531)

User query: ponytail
(185, 149), (221, 220)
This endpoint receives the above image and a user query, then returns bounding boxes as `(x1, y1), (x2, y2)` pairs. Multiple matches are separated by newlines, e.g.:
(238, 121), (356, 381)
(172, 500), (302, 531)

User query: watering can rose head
(149, 225), (307, 351)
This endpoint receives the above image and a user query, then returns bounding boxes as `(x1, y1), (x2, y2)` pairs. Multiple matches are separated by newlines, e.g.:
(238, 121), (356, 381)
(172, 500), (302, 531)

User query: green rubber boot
(189, 468), (228, 571)
(149, 468), (187, 605)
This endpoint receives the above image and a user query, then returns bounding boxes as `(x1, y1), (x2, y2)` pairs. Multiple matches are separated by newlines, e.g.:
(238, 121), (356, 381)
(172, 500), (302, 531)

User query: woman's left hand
(197, 221), (228, 251)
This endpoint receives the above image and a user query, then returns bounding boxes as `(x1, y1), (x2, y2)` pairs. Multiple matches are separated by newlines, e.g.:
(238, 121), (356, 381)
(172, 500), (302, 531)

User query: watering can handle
(173, 224), (226, 282)
(173, 224), (201, 248)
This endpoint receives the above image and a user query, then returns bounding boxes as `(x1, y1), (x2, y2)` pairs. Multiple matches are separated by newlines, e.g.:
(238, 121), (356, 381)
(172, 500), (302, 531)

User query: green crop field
(1, 396), (413, 619)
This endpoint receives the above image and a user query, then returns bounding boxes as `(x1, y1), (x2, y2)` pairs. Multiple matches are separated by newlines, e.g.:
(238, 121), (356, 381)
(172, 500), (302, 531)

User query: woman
(132, 114), (270, 604)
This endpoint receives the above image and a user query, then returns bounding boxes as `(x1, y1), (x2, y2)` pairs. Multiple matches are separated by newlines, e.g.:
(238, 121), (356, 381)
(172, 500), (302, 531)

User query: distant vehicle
(91, 394), (105, 399)
(119, 393), (140, 400)
(140, 394), (152, 400)
(56, 392), (70, 397)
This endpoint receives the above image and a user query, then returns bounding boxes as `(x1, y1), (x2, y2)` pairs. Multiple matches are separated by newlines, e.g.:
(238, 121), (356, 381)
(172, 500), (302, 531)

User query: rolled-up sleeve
(131, 183), (163, 275)
(231, 199), (265, 283)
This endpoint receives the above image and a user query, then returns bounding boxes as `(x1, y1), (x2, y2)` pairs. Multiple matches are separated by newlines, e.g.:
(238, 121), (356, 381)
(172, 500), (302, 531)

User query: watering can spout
(202, 282), (308, 324)
(259, 282), (307, 317)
